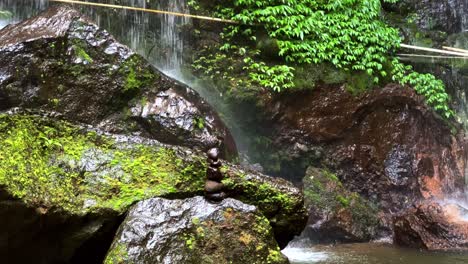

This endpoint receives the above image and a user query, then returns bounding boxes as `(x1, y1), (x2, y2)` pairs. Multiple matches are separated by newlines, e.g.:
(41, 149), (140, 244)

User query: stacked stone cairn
(204, 148), (226, 202)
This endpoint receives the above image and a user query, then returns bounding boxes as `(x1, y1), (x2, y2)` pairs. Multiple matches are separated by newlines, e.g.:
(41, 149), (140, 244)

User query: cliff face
(263, 83), (466, 241)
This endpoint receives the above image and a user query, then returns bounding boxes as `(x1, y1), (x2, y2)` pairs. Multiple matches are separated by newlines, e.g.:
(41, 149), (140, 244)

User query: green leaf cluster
(212, 0), (401, 87)
(192, 0), (454, 119)
(391, 59), (454, 118)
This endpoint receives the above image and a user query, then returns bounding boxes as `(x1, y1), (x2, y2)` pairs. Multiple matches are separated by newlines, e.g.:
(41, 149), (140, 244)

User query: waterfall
(157, 0), (190, 76)
(78, 0), (191, 78)
(0, 0), (48, 29)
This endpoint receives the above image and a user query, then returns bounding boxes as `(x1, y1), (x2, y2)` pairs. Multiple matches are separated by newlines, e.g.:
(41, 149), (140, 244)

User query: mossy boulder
(105, 197), (289, 264)
(302, 167), (380, 243)
(0, 111), (305, 263)
(0, 4), (236, 158)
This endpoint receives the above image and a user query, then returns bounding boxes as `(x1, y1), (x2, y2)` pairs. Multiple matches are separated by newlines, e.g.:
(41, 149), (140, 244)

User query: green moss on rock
(119, 55), (156, 91)
(303, 167), (380, 242)
(0, 113), (205, 214)
(0, 112), (305, 240)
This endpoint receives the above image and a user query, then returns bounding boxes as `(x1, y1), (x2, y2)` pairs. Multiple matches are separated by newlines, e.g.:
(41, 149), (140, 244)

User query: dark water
(282, 243), (468, 264)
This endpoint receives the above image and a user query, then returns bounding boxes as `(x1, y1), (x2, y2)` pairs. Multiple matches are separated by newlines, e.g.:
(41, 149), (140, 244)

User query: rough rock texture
(385, 0), (468, 34)
(105, 197), (289, 264)
(265, 84), (466, 238)
(0, 111), (305, 263)
(0, 5), (236, 157)
(302, 167), (379, 243)
(394, 201), (468, 250)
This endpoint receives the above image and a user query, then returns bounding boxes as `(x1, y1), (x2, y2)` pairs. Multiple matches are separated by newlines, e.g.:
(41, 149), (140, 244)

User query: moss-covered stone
(0, 111), (305, 246)
(104, 197), (289, 264)
(303, 167), (379, 243)
(0, 112), (206, 214)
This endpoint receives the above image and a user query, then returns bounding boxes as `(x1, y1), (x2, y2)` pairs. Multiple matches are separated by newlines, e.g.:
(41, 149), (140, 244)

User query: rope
(49, 0), (239, 24)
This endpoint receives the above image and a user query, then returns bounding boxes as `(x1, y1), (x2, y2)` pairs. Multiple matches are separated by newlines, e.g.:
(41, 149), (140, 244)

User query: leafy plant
(391, 59), (454, 118)
(193, 0), (454, 119)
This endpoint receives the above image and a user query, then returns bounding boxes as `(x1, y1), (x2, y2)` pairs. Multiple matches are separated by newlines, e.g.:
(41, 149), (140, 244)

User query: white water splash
(282, 247), (329, 264)
(282, 238), (330, 264)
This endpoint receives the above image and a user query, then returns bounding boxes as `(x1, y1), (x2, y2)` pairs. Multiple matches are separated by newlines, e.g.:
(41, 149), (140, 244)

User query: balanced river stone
(205, 147), (226, 202)
(205, 180), (224, 193)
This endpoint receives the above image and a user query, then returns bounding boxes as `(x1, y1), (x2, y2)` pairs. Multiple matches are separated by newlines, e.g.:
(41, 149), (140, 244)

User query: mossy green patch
(74, 45), (93, 63)
(222, 171), (305, 223)
(120, 55), (156, 92)
(104, 244), (129, 264)
(179, 208), (287, 264)
(303, 167), (379, 237)
(0, 114), (205, 214)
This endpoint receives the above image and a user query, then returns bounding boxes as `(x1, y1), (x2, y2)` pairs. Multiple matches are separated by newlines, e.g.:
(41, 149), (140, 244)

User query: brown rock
(264, 83), (466, 235)
(393, 201), (468, 250)
(205, 180), (224, 193)
(207, 167), (224, 181)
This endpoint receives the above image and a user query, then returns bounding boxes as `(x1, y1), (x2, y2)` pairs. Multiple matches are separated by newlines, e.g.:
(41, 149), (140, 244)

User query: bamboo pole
(397, 53), (468, 59)
(442, 46), (468, 54)
(49, 0), (239, 24)
(400, 43), (468, 57)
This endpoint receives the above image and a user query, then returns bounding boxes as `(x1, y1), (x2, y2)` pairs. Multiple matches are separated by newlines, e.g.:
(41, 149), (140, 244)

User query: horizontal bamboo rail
(442, 46), (468, 54)
(48, 1), (468, 59)
(400, 43), (468, 57)
(398, 53), (468, 59)
(50, 0), (239, 24)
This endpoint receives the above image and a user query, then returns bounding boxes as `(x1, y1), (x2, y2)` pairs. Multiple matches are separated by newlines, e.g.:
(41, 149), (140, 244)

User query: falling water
(73, 0), (252, 156)
(0, 0), (48, 28)
(77, 0), (191, 77)
(157, 0), (190, 75)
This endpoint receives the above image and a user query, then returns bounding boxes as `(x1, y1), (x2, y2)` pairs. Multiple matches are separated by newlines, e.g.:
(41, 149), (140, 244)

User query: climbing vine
(193, 0), (454, 119)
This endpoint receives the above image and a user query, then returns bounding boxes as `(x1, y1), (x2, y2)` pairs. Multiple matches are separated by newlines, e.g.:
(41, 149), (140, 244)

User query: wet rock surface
(0, 5), (237, 157)
(105, 197), (289, 264)
(394, 201), (468, 250)
(385, 0), (468, 35)
(0, 110), (305, 263)
(302, 167), (379, 243)
(264, 84), (466, 239)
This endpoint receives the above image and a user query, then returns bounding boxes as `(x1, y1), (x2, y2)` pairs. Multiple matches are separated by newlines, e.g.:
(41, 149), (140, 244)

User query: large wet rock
(394, 200), (468, 250)
(0, 110), (305, 263)
(264, 83), (465, 238)
(302, 167), (379, 243)
(105, 197), (289, 264)
(0, 5), (236, 157)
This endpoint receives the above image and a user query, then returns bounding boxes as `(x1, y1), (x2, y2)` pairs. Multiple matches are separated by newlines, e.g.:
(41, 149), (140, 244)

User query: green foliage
(193, 0), (454, 119)
(391, 59), (454, 118)
(200, 0), (401, 90)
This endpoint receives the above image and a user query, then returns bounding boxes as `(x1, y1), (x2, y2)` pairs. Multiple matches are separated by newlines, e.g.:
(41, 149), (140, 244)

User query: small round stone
(207, 148), (220, 161)
(204, 180), (224, 193)
(205, 192), (226, 202)
(206, 167), (224, 181)
(208, 159), (222, 168)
